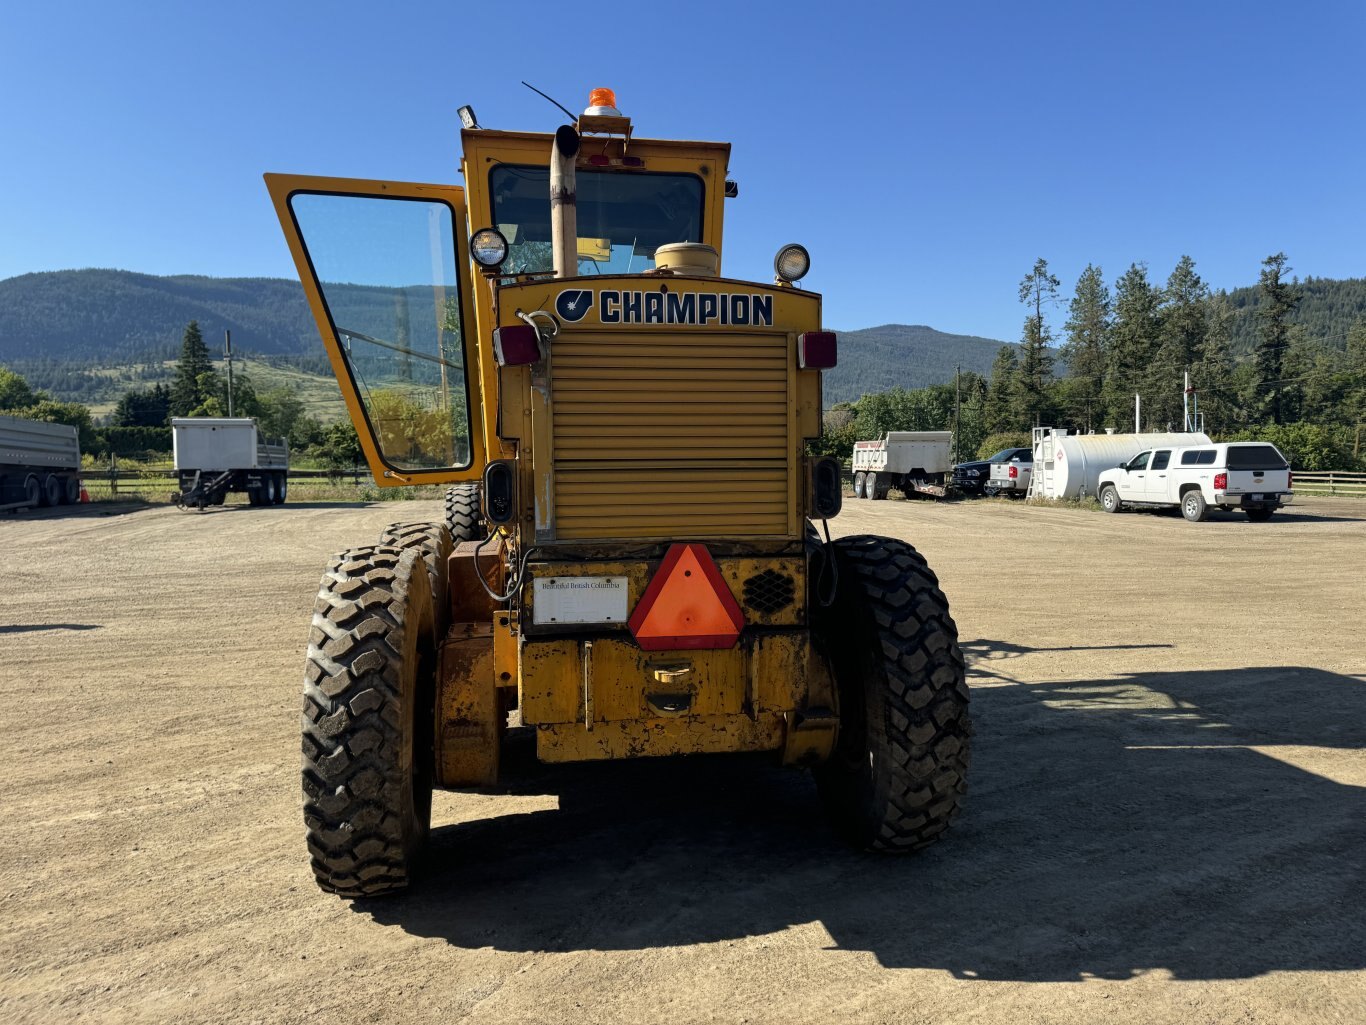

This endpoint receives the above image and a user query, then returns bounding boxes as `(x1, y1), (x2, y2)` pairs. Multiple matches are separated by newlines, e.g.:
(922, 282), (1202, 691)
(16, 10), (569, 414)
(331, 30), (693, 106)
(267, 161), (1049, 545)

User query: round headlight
(471, 227), (509, 268)
(774, 243), (810, 282)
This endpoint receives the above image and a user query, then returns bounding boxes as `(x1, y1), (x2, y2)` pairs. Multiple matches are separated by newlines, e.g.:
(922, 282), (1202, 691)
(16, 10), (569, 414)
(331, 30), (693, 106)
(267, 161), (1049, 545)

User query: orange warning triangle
(628, 543), (745, 651)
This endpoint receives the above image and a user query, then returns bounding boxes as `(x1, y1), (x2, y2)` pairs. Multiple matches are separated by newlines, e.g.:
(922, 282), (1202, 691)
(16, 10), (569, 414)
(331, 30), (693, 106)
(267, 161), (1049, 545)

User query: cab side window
(1128, 452), (1151, 471)
(1151, 450), (1171, 470)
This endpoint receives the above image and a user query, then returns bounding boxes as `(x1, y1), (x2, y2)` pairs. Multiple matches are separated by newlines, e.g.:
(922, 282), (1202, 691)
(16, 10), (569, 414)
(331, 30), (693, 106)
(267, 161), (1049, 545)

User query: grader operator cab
(266, 89), (970, 896)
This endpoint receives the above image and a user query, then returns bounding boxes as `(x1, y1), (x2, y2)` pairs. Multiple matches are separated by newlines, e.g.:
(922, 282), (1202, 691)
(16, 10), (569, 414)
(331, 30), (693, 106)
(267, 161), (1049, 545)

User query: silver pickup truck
(985, 450), (1032, 498)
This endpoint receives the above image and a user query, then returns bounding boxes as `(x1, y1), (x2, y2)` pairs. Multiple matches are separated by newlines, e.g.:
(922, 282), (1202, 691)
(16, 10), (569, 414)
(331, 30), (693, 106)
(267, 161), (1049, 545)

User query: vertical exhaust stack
(550, 125), (580, 279)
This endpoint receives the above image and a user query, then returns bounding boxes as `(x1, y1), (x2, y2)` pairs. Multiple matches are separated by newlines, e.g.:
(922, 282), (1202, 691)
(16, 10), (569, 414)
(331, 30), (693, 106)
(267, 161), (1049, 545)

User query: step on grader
(266, 89), (971, 896)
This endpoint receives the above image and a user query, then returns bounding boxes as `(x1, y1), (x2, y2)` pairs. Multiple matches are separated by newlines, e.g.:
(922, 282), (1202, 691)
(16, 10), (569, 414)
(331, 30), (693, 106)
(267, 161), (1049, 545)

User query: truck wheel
(853, 471), (866, 499)
(264, 476), (279, 506)
(23, 475), (41, 507)
(444, 483), (486, 542)
(378, 522), (453, 628)
(1100, 485), (1121, 513)
(867, 472), (884, 500)
(814, 535), (971, 852)
(302, 545), (437, 897)
(1181, 490), (1208, 522)
(41, 474), (62, 507)
(275, 474), (288, 505)
(63, 476), (81, 505)
(1246, 508), (1274, 522)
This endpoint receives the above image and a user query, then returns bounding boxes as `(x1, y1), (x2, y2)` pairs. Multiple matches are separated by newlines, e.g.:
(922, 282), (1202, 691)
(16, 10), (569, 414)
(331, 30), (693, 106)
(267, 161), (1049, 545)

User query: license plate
(1249, 494), (1263, 501)
(532, 576), (629, 625)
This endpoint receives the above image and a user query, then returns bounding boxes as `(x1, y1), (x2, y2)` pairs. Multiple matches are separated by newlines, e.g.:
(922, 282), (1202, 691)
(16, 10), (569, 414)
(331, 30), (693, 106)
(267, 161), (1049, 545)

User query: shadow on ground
(358, 656), (1366, 981)
(0, 623), (101, 634)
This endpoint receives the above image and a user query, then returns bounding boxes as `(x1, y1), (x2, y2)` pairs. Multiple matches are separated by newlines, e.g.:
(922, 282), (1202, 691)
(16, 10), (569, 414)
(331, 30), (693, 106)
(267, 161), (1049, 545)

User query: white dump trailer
(172, 417), (289, 509)
(851, 431), (953, 500)
(1027, 427), (1212, 500)
(0, 414), (82, 511)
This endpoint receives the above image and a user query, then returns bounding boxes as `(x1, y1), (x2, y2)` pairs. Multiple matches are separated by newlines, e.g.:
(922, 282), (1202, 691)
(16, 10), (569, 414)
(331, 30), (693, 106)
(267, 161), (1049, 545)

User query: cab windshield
(490, 166), (705, 276)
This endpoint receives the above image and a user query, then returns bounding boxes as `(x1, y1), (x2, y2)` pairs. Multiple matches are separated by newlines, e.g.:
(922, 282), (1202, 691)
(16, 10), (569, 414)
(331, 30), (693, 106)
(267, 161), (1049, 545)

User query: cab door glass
(1151, 450), (1171, 470)
(288, 193), (472, 471)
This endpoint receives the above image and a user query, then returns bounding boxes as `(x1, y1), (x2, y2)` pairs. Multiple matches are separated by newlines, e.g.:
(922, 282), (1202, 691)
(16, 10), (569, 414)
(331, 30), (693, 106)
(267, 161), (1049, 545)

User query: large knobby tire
(378, 521), (453, 628)
(444, 483), (486, 542)
(815, 535), (971, 851)
(302, 545), (438, 897)
(1181, 489), (1208, 522)
(1100, 485), (1121, 513)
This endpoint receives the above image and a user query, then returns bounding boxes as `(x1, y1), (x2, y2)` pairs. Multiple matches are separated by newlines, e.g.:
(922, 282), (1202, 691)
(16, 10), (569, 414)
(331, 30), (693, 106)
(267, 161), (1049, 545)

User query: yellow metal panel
(536, 714), (786, 762)
(436, 625), (499, 787)
(493, 609), (518, 690)
(519, 639), (582, 723)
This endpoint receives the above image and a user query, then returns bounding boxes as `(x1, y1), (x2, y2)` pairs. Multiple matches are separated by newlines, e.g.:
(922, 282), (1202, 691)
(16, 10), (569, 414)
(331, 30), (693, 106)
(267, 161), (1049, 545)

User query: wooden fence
(81, 464), (369, 497)
(1292, 471), (1366, 497)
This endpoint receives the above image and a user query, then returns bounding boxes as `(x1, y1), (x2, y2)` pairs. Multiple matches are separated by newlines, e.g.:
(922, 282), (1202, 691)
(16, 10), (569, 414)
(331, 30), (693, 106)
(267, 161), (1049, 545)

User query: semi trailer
(0, 414), (82, 512)
(172, 417), (289, 509)
(851, 431), (953, 499)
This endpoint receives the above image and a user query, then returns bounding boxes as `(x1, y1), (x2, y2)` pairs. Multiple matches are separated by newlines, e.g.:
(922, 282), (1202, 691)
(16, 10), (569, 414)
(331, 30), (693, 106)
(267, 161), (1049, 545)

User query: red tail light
(1008, 465), (1018, 479)
(1214, 472), (1227, 490)
(492, 325), (542, 366)
(797, 331), (837, 369)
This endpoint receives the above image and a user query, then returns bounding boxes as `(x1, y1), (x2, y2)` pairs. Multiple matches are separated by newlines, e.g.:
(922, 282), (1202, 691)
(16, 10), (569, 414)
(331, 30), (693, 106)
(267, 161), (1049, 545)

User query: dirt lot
(3, 496), (1364, 1024)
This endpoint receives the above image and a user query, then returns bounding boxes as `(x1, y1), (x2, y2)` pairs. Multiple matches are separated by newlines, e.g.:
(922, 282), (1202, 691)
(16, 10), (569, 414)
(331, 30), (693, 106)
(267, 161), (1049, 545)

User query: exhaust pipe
(550, 124), (580, 278)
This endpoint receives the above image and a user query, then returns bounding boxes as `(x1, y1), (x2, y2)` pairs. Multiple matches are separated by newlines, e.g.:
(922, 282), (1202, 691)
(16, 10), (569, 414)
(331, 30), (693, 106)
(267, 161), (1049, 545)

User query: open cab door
(265, 174), (485, 484)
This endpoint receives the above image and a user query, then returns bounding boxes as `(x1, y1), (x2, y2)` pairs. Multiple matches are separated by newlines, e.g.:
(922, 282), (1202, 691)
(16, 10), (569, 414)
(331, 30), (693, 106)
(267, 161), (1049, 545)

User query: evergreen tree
(1149, 256), (1210, 429)
(1190, 296), (1239, 432)
(1255, 252), (1301, 425)
(110, 382), (171, 427)
(1105, 264), (1162, 429)
(1062, 264), (1110, 432)
(984, 344), (1020, 434)
(169, 321), (216, 416)
(1013, 258), (1059, 427)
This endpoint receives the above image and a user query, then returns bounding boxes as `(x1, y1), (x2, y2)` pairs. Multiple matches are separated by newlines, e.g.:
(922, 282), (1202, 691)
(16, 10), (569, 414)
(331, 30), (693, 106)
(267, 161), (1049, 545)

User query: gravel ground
(2, 495), (1363, 1024)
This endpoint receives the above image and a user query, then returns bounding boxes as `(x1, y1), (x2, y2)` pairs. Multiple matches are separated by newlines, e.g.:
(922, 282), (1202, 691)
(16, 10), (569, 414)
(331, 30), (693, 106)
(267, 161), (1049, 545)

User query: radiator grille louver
(549, 331), (791, 540)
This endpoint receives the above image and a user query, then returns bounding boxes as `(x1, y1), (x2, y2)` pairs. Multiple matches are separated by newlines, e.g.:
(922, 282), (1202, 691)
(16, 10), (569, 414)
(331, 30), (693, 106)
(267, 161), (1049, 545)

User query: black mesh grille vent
(742, 569), (795, 614)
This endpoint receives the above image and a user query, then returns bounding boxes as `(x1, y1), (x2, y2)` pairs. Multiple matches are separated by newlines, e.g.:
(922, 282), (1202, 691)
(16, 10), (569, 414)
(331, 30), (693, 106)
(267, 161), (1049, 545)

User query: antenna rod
(521, 81), (577, 122)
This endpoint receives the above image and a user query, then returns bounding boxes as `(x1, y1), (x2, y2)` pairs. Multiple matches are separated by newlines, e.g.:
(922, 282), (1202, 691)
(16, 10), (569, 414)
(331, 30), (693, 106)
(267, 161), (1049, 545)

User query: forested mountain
(0, 269), (1011, 404)
(1221, 276), (1366, 353)
(824, 325), (1009, 403)
(0, 269), (318, 363)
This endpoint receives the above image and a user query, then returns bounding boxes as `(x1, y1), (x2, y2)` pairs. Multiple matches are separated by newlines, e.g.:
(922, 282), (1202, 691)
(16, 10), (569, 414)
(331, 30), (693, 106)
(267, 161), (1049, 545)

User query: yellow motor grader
(266, 89), (970, 896)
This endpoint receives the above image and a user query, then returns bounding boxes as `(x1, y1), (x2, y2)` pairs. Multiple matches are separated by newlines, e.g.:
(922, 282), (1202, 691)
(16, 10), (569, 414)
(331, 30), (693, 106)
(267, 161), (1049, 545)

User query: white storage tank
(1030, 428), (1212, 500)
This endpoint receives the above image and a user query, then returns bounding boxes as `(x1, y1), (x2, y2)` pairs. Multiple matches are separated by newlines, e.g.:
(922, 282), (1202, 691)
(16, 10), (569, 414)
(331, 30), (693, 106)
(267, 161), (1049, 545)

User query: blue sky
(2, 0), (1362, 341)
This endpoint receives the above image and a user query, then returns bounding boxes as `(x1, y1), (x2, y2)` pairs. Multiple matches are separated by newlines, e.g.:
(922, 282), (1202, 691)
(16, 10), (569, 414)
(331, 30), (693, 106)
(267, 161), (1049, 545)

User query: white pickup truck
(1097, 442), (1294, 522)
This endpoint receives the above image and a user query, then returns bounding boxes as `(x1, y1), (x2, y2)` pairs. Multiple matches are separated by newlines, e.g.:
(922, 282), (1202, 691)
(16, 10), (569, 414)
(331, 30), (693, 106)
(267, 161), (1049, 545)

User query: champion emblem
(555, 289), (593, 322)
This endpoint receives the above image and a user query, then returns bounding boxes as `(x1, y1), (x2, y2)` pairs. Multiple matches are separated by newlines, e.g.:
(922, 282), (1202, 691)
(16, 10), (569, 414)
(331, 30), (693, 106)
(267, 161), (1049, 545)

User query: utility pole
(224, 329), (235, 417)
(953, 365), (961, 464)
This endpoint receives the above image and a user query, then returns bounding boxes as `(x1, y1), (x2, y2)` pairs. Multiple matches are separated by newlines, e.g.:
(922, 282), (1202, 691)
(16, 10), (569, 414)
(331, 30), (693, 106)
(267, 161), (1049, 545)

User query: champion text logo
(553, 289), (774, 327)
